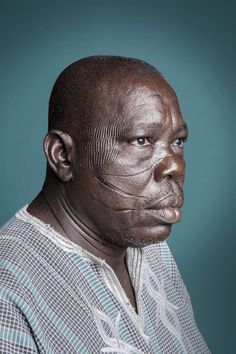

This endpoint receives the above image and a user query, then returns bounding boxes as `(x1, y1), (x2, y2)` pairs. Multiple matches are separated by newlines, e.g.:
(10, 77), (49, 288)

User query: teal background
(1, 0), (235, 352)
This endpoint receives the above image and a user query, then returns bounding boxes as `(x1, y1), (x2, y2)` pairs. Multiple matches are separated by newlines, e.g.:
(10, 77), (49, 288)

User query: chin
(123, 224), (172, 248)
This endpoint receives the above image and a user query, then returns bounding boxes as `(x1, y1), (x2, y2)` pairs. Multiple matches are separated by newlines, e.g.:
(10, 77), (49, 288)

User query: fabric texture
(0, 206), (210, 353)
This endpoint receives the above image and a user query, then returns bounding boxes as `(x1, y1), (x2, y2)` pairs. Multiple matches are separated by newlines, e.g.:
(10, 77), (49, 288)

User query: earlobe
(43, 130), (74, 182)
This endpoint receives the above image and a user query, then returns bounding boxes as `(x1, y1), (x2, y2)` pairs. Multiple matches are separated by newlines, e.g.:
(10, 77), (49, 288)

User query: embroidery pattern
(144, 263), (185, 346)
(94, 309), (145, 354)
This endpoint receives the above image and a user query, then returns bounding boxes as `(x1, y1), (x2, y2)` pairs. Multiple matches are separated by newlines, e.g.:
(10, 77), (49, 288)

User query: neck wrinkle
(41, 185), (128, 273)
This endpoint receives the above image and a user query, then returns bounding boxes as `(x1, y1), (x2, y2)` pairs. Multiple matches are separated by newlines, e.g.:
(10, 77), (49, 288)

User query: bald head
(48, 55), (168, 133)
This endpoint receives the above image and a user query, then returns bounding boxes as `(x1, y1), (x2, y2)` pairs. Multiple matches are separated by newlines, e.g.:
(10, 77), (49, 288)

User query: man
(0, 56), (210, 353)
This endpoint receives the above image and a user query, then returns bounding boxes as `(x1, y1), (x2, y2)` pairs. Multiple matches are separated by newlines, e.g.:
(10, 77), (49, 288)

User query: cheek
(95, 146), (156, 200)
(88, 173), (148, 211)
(103, 143), (154, 174)
(76, 125), (119, 169)
(98, 170), (152, 198)
(92, 144), (156, 197)
(74, 127), (157, 204)
(76, 122), (155, 175)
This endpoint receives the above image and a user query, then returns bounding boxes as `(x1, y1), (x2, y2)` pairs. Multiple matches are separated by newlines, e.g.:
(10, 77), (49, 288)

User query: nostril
(153, 155), (184, 182)
(162, 174), (173, 181)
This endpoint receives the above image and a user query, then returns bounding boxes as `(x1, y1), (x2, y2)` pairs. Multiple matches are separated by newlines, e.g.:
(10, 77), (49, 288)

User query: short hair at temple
(48, 55), (162, 132)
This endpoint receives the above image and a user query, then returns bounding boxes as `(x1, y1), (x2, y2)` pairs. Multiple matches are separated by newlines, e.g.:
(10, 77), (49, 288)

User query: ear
(43, 129), (74, 182)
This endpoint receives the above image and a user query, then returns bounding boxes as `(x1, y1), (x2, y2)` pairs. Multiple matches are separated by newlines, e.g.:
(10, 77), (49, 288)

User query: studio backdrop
(1, 1), (235, 353)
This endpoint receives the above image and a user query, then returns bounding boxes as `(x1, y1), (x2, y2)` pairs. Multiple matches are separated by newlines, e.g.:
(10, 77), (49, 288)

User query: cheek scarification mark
(91, 195), (137, 213)
(90, 125), (118, 167)
(99, 163), (154, 178)
(77, 124), (120, 169)
(98, 153), (177, 178)
(94, 175), (146, 200)
(93, 175), (183, 212)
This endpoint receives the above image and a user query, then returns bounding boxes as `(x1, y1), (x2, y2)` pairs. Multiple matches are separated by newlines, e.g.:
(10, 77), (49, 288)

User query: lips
(145, 206), (182, 224)
(144, 194), (183, 224)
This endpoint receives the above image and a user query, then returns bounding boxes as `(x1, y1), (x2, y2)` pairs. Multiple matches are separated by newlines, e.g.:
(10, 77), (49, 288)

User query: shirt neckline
(16, 204), (143, 286)
(16, 205), (145, 320)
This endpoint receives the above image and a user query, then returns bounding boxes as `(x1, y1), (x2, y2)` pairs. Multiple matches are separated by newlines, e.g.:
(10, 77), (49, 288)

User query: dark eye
(172, 137), (187, 149)
(130, 137), (151, 146)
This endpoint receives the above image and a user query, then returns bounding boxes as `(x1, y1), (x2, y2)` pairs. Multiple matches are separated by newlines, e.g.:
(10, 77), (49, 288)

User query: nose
(154, 154), (185, 182)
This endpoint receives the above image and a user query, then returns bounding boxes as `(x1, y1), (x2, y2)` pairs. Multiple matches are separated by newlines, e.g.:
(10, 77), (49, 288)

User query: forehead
(93, 76), (185, 132)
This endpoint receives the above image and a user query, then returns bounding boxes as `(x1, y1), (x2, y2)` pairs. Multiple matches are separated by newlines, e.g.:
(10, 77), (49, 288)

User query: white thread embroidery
(144, 264), (184, 343)
(94, 309), (145, 354)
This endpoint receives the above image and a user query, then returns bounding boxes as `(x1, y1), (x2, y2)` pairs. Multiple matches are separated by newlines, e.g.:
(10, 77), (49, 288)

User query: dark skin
(28, 69), (188, 313)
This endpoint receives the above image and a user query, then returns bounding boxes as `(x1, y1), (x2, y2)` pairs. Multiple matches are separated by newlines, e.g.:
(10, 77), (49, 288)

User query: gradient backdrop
(1, 1), (235, 353)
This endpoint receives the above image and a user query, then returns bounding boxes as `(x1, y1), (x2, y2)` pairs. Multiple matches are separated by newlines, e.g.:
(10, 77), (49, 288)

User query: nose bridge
(153, 153), (184, 182)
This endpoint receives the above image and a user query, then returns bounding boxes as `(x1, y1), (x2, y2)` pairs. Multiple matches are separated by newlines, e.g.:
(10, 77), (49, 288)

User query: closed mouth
(145, 206), (182, 224)
(145, 194), (182, 210)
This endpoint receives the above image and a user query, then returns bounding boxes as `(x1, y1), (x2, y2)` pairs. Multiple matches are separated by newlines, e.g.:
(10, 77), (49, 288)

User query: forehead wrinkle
(152, 94), (186, 136)
(171, 119), (187, 132)
(169, 103), (186, 133)
(154, 100), (171, 131)
(173, 123), (188, 135)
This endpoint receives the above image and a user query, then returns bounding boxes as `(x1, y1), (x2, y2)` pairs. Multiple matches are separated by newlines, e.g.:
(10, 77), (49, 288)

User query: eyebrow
(121, 121), (189, 136)
(174, 123), (188, 134)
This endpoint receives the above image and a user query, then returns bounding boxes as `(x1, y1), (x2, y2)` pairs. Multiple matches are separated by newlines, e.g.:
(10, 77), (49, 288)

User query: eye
(172, 137), (187, 149)
(130, 137), (152, 147)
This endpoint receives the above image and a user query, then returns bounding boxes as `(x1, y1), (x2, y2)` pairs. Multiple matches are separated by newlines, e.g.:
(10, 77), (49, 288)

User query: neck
(27, 184), (128, 274)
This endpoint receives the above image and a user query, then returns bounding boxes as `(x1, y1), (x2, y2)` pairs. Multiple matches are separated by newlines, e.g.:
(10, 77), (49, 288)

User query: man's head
(44, 56), (188, 248)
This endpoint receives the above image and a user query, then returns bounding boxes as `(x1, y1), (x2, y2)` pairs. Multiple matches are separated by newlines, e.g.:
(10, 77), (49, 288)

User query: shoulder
(0, 208), (53, 265)
(0, 205), (68, 261)
(0, 207), (67, 304)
